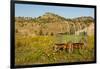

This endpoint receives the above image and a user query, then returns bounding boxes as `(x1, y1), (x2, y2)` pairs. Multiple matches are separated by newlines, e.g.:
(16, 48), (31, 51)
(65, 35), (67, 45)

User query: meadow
(15, 34), (94, 65)
(15, 13), (95, 65)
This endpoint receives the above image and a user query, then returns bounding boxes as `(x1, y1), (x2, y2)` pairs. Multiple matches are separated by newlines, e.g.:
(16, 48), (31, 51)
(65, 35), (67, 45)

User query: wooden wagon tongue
(55, 43), (67, 46)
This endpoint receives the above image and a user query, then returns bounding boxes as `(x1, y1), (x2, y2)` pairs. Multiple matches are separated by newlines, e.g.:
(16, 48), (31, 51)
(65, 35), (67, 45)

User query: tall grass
(15, 35), (95, 65)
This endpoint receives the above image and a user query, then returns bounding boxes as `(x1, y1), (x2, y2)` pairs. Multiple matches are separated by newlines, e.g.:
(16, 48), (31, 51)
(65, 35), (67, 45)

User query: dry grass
(15, 35), (95, 65)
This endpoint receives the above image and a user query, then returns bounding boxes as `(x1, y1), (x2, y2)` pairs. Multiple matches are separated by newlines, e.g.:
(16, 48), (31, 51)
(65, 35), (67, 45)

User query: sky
(15, 3), (94, 18)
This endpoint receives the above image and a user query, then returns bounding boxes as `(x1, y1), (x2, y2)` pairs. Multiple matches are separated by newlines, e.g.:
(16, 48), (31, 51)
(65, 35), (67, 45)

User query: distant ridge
(15, 12), (94, 36)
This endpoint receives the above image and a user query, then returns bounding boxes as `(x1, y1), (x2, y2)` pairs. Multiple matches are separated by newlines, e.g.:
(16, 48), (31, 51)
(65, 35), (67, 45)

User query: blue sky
(15, 4), (94, 18)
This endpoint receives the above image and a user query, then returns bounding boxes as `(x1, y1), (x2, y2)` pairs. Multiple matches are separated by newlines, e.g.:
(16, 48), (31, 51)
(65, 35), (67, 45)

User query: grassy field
(15, 35), (95, 65)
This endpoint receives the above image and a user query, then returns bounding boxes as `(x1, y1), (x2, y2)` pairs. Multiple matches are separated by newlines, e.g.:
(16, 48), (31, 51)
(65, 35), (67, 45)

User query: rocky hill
(15, 12), (94, 36)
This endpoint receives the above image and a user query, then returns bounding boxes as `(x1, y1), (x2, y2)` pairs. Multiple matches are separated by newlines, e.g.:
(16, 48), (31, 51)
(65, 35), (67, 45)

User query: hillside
(15, 12), (94, 36)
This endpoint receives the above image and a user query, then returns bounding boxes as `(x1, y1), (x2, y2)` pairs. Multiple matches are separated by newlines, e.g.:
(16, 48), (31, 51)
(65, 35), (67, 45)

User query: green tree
(39, 30), (43, 35)
(51, 32), (54, 36)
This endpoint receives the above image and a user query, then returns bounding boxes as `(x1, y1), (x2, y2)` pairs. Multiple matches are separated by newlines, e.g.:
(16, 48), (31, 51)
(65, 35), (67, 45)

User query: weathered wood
(72, 43), (84, 49)
(54, 42), (73, 53)
(53, 42), (84, 53)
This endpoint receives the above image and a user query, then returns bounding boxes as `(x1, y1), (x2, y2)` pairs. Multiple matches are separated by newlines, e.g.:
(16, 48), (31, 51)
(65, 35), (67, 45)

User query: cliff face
(75, 23), (94, 36)
(15, 12), (94, 36)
